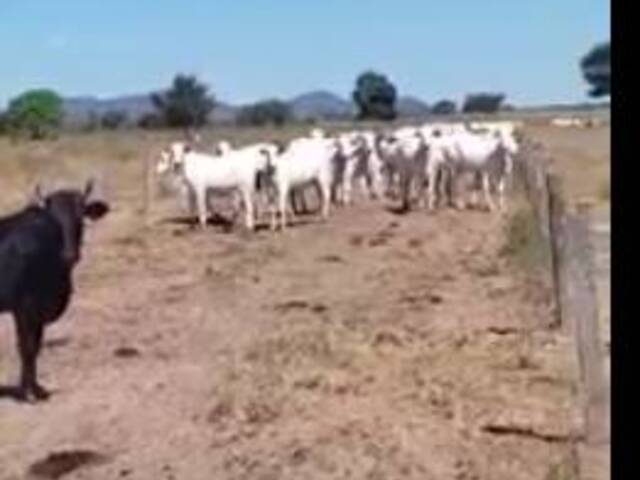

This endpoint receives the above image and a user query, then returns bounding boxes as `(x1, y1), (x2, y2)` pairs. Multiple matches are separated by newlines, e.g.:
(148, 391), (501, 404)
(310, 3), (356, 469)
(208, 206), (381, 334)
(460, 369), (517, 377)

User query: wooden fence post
(521, 139), (609, 478)
(548, 173), (608, 446)
(564, 213), (609, 446)
(547, 173), (566, 330)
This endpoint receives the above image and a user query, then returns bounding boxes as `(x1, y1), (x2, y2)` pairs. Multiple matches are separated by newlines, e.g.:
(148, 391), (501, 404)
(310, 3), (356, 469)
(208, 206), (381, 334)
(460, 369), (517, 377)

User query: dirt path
(1, 199), (578, 480)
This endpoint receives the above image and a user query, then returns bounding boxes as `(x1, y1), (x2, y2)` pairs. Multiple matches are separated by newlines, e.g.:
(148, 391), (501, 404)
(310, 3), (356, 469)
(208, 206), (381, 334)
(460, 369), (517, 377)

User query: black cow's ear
(85, 200), (109, 220)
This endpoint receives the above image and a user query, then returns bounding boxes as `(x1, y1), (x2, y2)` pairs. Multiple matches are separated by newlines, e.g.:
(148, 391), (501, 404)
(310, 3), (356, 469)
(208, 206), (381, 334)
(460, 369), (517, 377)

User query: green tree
(352, 71), (397, 121)
(236, 99), (292, 127)
(580, 42), (610, 97)
(6, 89), (63, 139)
(151, 74), (215, 128)
(462, 93), (505, 113)
(431, 99), (457, 115)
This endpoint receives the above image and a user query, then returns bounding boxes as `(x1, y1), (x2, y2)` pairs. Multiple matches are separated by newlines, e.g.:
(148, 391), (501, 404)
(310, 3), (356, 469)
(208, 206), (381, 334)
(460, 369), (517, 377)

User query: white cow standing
(156, 141), (277, 230)
(440, 130), (519, 211)
(267, 137), (339, 230)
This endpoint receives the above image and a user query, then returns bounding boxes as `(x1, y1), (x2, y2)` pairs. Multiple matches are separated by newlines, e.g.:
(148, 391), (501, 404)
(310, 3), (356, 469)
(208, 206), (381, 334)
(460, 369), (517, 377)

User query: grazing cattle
(0, 180), (109, 401)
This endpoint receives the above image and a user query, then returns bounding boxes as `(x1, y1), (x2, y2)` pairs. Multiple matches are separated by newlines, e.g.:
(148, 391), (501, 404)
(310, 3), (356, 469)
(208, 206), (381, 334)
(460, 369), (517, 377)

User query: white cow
(375, 130), (429, 211)
(156, 141), (277, 230)
(267, 137), (339, 230)
(439, 130), (519, 211)
(333, 131), (369, 205)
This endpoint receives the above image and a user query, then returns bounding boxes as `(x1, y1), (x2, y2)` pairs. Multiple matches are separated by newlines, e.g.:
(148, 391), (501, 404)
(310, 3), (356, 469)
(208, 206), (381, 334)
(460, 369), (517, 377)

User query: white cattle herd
(155, 120), (524, 231)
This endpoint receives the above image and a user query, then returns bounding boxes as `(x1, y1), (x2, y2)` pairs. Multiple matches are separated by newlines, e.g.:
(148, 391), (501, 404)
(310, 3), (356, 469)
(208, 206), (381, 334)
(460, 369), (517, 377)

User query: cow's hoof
(31, 384), (51, 401)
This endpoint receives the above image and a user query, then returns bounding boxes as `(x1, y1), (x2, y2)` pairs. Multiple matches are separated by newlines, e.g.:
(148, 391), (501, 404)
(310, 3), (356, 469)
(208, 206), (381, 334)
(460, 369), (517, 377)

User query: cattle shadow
(385, 204), (412, 216)
(253, 215), (323, 233)
(160, 211), (324, 236)
(160, 214), (237, 235)
(0, 384), (60, 403)
(160, 213), (236, 228)
(44, 336), (71, 350)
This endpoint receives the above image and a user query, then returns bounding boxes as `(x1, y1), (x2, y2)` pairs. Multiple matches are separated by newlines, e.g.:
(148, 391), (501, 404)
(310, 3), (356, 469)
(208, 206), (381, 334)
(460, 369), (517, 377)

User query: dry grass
(500, 201), (551, 274)
(524, 124), (610, 221)
(598, 178), (610, 202)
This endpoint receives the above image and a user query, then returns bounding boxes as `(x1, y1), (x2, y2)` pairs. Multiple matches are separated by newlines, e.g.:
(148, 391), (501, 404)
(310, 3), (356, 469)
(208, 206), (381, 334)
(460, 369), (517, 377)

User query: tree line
(0, 41), (609, 140)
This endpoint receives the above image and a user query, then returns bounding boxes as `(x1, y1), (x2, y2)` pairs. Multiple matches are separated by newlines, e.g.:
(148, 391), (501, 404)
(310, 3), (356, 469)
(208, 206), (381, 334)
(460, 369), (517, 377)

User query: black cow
(0, 179), (109, 402)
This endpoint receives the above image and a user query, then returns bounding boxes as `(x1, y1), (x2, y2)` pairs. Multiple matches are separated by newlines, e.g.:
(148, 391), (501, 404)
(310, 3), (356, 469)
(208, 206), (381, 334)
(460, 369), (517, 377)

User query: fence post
(548, 174), (608, 447)
(522, 139), (609, 478)
(547, 173), (566, 330)
(565, 213), (608, 446)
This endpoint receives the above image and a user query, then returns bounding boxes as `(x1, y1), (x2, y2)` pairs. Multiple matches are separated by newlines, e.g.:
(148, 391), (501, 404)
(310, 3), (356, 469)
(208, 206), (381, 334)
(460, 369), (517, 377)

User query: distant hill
(288, 90), (355, 120)
(61, 92), (346, 125)
(208, 102), (240, 124)
(62, 90), (364, 125)
(60, 90), (610, 127)
(396, 96), (430, 118)
(63, 94), (154, 126)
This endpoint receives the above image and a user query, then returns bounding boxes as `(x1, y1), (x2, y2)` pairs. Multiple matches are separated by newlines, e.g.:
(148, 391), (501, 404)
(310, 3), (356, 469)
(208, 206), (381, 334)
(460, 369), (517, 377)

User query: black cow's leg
(15, 314), (49, 401)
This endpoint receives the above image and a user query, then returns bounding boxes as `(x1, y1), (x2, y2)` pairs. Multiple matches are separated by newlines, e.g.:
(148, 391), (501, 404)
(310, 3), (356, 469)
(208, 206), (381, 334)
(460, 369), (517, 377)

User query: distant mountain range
(61, 90), (431, 125)
(61, 90), (608, 126)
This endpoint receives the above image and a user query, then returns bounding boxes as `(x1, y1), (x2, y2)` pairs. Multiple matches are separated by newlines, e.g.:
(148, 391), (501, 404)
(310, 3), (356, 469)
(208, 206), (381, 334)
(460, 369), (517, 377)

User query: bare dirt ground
(1, 130), (579, 479)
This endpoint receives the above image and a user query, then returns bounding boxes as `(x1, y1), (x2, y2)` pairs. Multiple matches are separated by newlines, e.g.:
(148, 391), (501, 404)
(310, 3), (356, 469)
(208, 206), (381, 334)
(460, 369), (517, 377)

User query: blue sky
(0, 1), (609, 108)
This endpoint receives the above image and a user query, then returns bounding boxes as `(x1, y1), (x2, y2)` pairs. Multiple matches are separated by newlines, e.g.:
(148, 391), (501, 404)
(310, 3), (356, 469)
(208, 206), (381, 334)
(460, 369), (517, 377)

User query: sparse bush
(431, 99), (457, 115)
(0, 111), (7, 135)
(598, 179), (610, 202)
(500, 206), (550, 271)
(5, 89), (63, 140)
(151, 74), (215, 128)
(100, 110), (128, 130)
(462, 93), (506, 113)
(82, 110), (100, 132)
(545, 458), (578, 480)
(236, 99), (292, 127)
(137, 112), (165, 129)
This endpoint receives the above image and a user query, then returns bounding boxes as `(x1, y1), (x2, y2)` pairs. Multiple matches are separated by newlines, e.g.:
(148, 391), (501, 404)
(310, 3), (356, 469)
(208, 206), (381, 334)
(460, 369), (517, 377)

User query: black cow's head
(33, 179), (110, 265)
